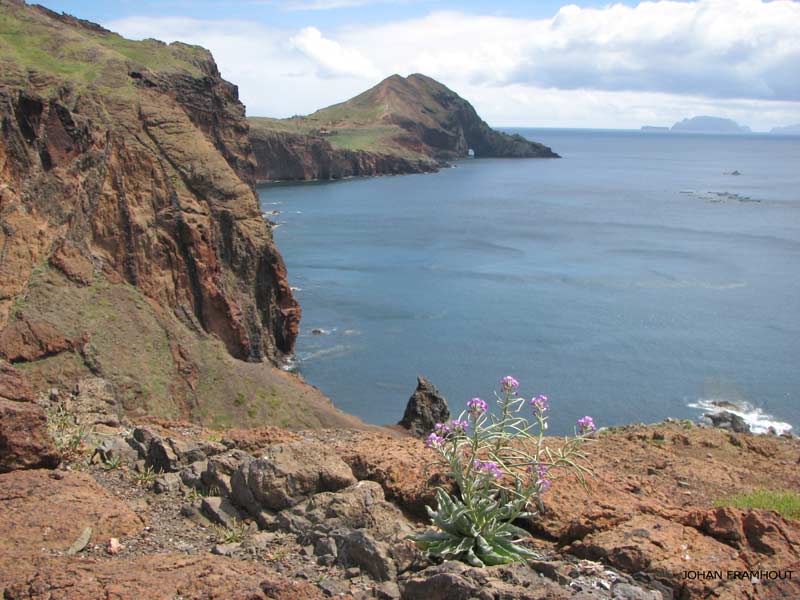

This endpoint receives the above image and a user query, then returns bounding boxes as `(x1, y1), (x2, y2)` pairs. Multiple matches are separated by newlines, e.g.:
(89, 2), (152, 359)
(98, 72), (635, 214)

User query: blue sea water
(259, 129), (800, 435)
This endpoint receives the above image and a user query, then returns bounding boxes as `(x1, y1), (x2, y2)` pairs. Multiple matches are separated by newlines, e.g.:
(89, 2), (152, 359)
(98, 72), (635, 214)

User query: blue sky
(36, 1), (800, 129)
(38, 1), (657, 27)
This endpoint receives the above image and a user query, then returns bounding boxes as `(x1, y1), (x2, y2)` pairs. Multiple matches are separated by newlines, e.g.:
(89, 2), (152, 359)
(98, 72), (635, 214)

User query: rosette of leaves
(412, 488), (537, 566)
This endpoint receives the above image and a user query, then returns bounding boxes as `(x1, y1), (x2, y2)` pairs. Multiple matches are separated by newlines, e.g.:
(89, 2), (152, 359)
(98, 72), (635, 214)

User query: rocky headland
(1, 3), (799, 600)
(248, 74), (559, 182)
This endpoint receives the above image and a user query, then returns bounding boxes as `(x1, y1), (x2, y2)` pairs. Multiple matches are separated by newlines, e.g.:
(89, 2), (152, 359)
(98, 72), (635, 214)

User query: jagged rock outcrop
(398, 376), (450, 438)
(249, 73), (557, 181)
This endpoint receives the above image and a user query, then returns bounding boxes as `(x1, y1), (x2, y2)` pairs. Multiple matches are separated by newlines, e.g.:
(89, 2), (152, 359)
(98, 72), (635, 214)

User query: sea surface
(259, 129), (800, 435)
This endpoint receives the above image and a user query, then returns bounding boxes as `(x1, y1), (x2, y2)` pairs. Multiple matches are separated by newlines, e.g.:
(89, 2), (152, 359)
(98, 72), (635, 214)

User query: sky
(36, 0), (800, 130)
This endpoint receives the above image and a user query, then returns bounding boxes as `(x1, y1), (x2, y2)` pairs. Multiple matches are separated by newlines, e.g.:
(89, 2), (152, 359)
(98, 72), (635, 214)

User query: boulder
(398, 376), (450, 438)
(231, 442), (356, 512)
(201, 496), (246, 529)
(335, 529), (396, 581)
(0, 398), (61, 473)
(146, 435), (226, 473)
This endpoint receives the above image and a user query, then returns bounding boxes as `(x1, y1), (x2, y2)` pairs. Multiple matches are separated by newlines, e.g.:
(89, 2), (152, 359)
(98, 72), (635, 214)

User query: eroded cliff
(0, 1), (359, 428)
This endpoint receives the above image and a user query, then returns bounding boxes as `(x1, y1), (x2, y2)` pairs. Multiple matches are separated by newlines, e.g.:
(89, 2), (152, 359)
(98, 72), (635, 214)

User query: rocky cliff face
(0, 1), (360, 428)
(249, 128), (440, 182)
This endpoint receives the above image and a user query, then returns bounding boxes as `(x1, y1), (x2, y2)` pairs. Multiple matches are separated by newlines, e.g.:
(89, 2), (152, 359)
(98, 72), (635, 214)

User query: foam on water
(688, 398), (793, 435)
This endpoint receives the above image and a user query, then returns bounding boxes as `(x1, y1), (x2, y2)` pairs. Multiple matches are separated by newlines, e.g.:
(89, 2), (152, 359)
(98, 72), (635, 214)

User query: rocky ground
(1, 364), (799, 599)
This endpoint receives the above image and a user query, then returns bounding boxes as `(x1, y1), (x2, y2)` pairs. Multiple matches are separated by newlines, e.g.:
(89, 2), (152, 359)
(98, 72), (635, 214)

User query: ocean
(259, 128), (800, 435)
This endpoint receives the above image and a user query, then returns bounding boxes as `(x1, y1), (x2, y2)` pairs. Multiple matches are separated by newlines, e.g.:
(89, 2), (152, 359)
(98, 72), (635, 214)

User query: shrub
(411, 376), (594, 567)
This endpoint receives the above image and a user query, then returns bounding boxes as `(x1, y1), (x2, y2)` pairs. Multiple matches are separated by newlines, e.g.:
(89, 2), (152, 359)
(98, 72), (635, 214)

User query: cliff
(0, 0), (362, 428)
(248, 126), (440, 182)
(248, 73), (558, 182)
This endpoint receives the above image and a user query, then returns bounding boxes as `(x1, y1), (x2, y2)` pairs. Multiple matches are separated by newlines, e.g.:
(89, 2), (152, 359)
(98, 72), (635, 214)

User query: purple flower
(473, 460), (503, 480)
(467, 397), (487, 414)
(425, 432), (445, 448)
(433, 422), (451, 435)
(450, 419), (469, 431)
(529, 464), (550, 493)
(576, 416), (596, 434)
(530, 395), (549, 412)
(500, 376), (520, 392)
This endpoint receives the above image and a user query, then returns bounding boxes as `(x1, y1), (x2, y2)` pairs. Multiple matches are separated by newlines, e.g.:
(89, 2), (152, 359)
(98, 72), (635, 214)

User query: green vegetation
(132, 466), (158, 486)
(716, 490), (800, 520)
(215, 519), (247, 544)
(248, 74), (461, 162)
(0, 5), (205, 95)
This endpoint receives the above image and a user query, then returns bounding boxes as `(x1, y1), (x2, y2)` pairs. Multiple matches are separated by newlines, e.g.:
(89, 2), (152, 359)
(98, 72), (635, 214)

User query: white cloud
(106, 0), (800, 129)
(290, 27), (380, 78)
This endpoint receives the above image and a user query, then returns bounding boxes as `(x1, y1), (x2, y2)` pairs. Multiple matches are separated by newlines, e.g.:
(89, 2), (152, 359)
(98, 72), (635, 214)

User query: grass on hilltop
(715, 489), (800, 520)
(0, 6), (205, 94)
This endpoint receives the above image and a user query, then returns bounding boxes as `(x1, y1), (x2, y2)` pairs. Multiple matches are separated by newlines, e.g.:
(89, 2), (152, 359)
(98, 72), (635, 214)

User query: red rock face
(0, 11), (299, 363)
(0, 360), (61, 472)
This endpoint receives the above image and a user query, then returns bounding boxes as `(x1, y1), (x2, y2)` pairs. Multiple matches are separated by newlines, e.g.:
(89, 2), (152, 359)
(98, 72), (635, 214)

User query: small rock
(317, 578), (349, 597)
(201, 496), (245, 529)
(245, 531), (278, 549)
(66, 526), (92, 555)
(106, 537), (124, 555)
(344, 567), (361, 579)
(153, 472), (182, 494)
(314, 536), (338, 557)
(211, 542), (241, 556)
(373, 581), (401, 599)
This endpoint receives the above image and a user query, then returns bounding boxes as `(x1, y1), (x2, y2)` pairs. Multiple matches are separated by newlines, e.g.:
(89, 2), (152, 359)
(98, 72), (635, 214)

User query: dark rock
(231, 442), (356, 512)
(399, 561), (571, 600)
(398, 376), (450, 438)
(153, 472), (182, 494)
(374, 581), (401, 600)
(93, 436), (138, 465)
(335, 529), (396, 581)
(705, 411), (750, 433)
(178, 460), (207, 489)
(317, 578), (349, 597)
(201, 496), (245, 529)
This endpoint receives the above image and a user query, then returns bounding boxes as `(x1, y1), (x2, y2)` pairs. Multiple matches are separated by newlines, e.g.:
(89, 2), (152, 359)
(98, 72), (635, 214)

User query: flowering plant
(411, 376), (594, 567)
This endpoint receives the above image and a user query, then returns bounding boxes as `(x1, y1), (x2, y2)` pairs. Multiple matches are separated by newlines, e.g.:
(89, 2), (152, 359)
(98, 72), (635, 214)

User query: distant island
(248, 74), (558, 182)
(640, 126), (670, 132)
(671, 116), (751, 134)
(770, 124), (800, 135)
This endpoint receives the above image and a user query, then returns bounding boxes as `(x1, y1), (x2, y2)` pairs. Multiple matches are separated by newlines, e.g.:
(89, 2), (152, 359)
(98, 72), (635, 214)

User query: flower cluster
(425, 432), (444, 448)
(467, 397), (487, 414)
(576, 416), (596, 434)
(473, 460), (503, 480)
(530, 395), (549, 412)
(413, 375), (595, 568)
(500, 375), (519, 392)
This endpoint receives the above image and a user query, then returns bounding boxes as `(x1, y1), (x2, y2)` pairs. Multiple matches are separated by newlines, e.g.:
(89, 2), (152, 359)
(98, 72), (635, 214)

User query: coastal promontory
(248, 73), (558, 182)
